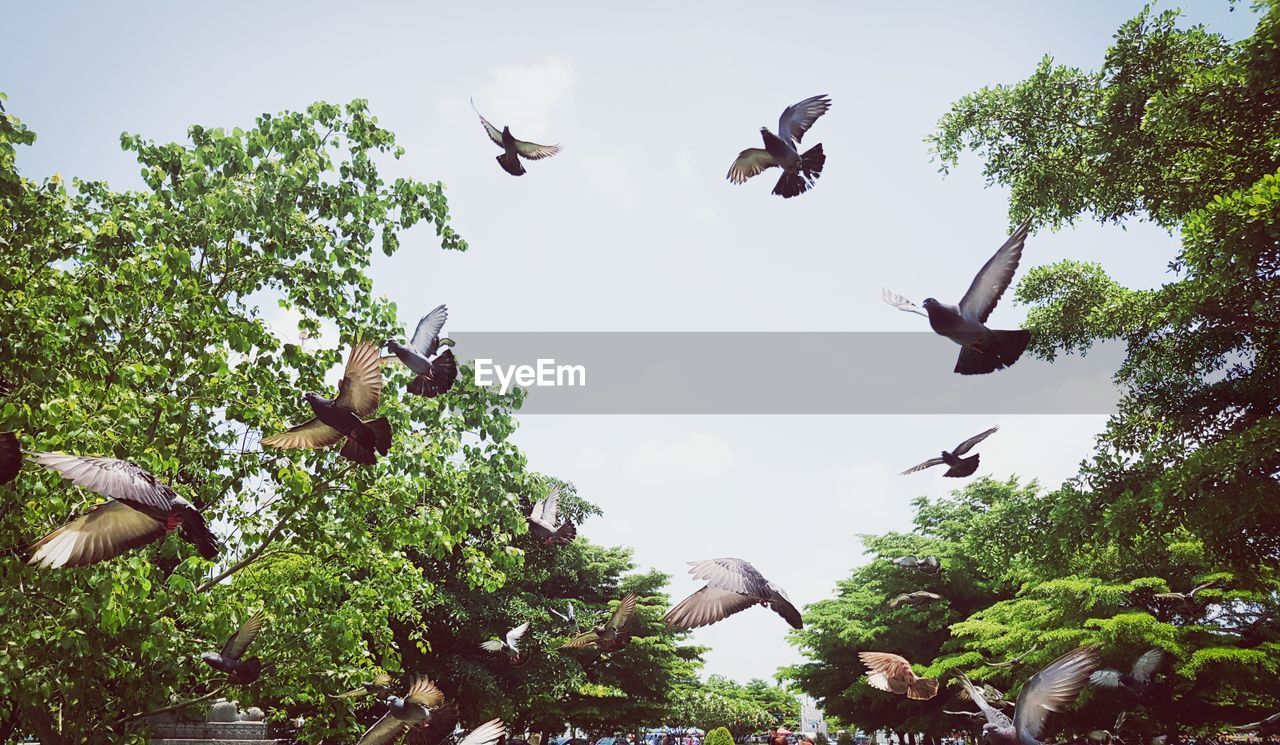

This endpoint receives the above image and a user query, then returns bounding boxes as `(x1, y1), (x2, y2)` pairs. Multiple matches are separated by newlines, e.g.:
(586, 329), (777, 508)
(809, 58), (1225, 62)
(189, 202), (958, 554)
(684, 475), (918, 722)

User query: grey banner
(450, 332), (1124, 415)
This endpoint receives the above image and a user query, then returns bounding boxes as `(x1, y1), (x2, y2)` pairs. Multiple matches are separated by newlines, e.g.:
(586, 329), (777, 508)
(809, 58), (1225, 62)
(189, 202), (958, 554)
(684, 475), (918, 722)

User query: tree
(705, 726), (735, 745)
(0, 96), (532, 743)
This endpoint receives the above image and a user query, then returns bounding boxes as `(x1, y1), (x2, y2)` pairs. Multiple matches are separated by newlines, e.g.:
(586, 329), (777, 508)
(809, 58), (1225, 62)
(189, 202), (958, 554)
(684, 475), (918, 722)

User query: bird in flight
(858, 651), (939, 700)
(562, 593), (637, 652)
(727, 95), (831, 198)
(889, 591), (946, 608)
(956, 644), (1101, 745)
(549, 602), (578, 631)
(901, 426), (999, 478)
(526, 485), (577, 545)
(892, 555), (941, 574)
(481, 621), (530, 664)
(883, 219), (1033, 374)
(664, 558), (802, 630)
(202, 610), (265, 685)
(356, 676), (446, 745)
(472, 99), (562, 176)
(1090, 648), (1168, 698)
(331, 671), (392, 699)
(385, 304), (457, 398)
(25, 451), (219, 568)
(982, 645), (1039, 669)
(261, 341), (392, 465)
(407, 700), (461, 745)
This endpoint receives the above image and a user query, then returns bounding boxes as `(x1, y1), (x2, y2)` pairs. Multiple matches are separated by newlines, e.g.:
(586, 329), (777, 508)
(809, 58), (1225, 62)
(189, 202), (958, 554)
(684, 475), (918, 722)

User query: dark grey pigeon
(1090, 648), (1167, 698)
(957, 644), (1101, 745)
(472, 99), (562, 176)
(664, 558), (802, 630)
(385, 304), (458, 398)
(892, 555), (941, 574)
(0, 431), (20, 485)
(883, 219), (1033, 374)
(902, 427), (999, 478)
(357, 675), (445, 745)
(727, 95), (831, 198)
(201, 611), (265, 685)
(27, 452), (220, 568)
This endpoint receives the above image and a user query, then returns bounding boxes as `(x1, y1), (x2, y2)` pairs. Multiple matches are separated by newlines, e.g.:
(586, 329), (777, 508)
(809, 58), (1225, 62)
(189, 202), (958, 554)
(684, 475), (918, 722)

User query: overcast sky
(4, 1), (1258, 685)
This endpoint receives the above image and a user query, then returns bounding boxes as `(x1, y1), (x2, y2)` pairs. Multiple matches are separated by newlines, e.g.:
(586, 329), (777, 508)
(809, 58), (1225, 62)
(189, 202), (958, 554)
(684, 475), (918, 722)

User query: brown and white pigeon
(858, 651), (939, 700)
(664, 558), (802, 630)
(526, 485), (576, 545)
(26, 452), (220, 568)
(472, 99), (561, 176)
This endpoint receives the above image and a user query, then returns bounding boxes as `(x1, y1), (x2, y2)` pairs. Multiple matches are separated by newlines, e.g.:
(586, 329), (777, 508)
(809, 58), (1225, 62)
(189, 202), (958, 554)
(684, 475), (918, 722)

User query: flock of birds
(0, 95), (1128, 744)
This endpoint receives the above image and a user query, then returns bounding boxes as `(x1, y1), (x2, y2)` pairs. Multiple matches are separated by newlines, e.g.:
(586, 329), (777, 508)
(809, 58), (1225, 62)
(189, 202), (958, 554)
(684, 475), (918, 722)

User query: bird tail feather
(772, 170), (810, 198)
(908, 677), (940, 700)
(800, 142), (825, 181)
(340, 433), (378, 466)
(497, 152), (526, 176)
(366, 417), (393, 455)
(556, 521), (578, 543)
(954, 330), (1030, 375)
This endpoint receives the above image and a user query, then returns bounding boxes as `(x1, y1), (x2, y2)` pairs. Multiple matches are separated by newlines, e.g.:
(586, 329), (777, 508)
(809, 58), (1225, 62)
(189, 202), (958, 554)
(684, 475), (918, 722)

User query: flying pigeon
(562, 592), (637, 651)
(1153, 580), (1219, 606)
(727, 95), (831, 198)
(889, 591), (946, 608)
(549, 602), (578, 631)
(983, 645), (1040, 669)
(901, 427), (999, 478)
(357, 675), (446, 745)
(958, 681), (1014, 709)
(472, 99), (561, 176)
(25, 452), (220, 568)
(332, 671), (393, 699)
(882, 219), (1033, 374)
(858, 651), (939, 700)
(527, 485), (577, 545)
(261, 341), (392, 465)
(407, 700), (461, 745)
(1089, 648), (1167, 697)
(945, 710), (989, 721)
(1230, 711), (1280, 735)
(664, 558), (802, 630)
(481, 621), (530, 663)
(201, 611), (265, 685)
(956, 644), (1101, 745)
(892, 555), (941, 574)
(0, 432), (19, 486)
(385, 305), (457, 398)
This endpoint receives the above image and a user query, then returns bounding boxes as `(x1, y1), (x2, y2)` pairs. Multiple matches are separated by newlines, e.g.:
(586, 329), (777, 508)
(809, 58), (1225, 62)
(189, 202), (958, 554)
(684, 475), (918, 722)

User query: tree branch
(112, 684), (226, 729)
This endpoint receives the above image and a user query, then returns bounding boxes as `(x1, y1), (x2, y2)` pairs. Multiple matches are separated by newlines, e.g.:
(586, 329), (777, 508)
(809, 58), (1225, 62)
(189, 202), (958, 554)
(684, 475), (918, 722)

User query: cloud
(623, 433), (734, 482)
(475, 55), (575, 140)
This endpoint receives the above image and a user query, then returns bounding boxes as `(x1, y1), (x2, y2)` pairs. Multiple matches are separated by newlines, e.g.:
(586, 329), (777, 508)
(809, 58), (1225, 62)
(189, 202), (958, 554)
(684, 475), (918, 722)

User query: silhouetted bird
(202, 611), (265, 685)
(957, 644), (1101, 745)
(1230, 712), (1280, 736)
(902, 427), (999, 478)
(527, 485), (577, 545)
(357, 675), (445, 745)
(889, 591), (945, 608)
(385, 305), (457, 398)
(892, 555), (941, 574)
(481, 621), (530, 663)
(262, 341), (391, 465)
(1090, 648), (1167, 698)
(883, 219), (1033, 374)
(664, 558), (802, 630)
(332, 672), (392, 699)
(26, 452), (219, 568)
(472, 99), (561, 176)
(0, 431), (20, 485)
(563, 593), (637, 651)
(727, 95), (831, 198)
(858, 651), (939, 700)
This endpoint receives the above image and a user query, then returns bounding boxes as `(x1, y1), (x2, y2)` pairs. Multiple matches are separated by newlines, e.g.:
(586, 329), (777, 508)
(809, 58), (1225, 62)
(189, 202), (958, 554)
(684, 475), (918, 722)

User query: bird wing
(726, 149), (777, 184)
(608, 593), (638, 630)
(958, 218), (1031, 323)
(333, 671), (392, 698)
(471, 99), (505, 147)
(506, 621), (530, 652)
(1089, 669), (1122, 688)
(1188, 580), (1219, 598)
(514, 138), (562, 160)
(407, 701), (459, 745)
(480, 640), (506, 652)
(957, 673), (1013, 728)
(901, 458), (946, 475)
(953, 426), (999, 456)
(687, 558), (768, 597)
(540, 486), (562, 524)
(357, 712), (410, 745)
(28, 500), (166, 568)
(335, 341), (385, 417)
(409, 305), (449, 355)
(33, 452), (174, 512)
(220, 610), (265, 660)
(1014, 645), (1101, 741)
(405, 675), (445, 708)
(1130, 649), (1167, 683)
(260, 417), (345, 450)
(881, 288), (929, 318)
(561, 631), (600, 649)
(768, 586), (804, 629)
(457, 719), (506, 745)
(777, 94), (832, 144)
(858, 652), (913, 693)
(664, 586), (758, 630)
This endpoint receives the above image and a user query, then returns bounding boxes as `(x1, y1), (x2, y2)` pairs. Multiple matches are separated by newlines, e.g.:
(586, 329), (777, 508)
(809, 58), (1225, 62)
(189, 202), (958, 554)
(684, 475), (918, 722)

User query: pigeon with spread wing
(957, 644), (1101, 745)
(664, 558), (802, 630)
(727, 95), (831, 198)
(562, 593), (637, 652)
(202, 610), (265, 685)
(527, 485), (577, 545)
(385, 304), (457, 398)
(859, 651), (939, 700)
(902, 427), (999, 478)
(472, 99), (561, 176)
(357, 676), (445, 745)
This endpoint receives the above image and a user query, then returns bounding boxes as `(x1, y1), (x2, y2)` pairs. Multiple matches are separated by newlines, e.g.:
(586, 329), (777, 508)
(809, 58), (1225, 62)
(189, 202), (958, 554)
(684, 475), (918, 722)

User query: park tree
(0, 95), (547, 743)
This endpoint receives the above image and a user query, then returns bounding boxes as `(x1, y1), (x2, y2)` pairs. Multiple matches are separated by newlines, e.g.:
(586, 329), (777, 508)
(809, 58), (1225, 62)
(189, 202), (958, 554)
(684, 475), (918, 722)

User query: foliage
(704, 726), (735, 745)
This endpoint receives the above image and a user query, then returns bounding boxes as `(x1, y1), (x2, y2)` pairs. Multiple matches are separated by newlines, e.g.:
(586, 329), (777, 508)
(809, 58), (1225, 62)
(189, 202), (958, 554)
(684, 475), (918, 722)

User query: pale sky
(4, 1), (1257, 683)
